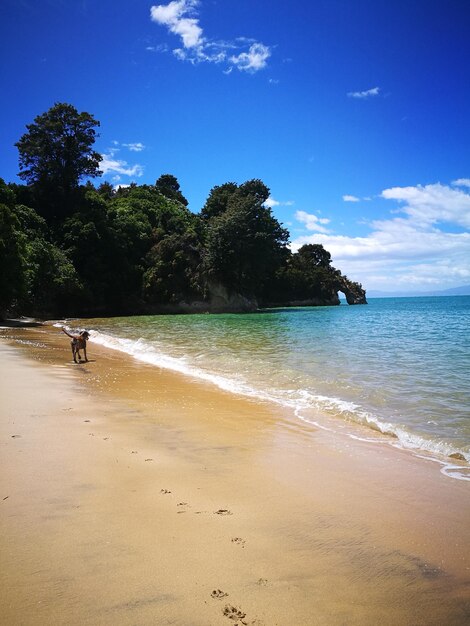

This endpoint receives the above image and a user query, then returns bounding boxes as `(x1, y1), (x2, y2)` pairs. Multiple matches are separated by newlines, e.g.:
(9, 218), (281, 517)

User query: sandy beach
(1, 325), (469, 625)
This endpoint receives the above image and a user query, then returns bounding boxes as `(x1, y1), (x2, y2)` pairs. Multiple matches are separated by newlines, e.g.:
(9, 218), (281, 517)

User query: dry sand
(0, 325), (469, 625)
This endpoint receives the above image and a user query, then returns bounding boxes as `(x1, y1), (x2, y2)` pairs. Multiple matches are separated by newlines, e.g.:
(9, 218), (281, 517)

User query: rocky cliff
(336, 277), (367, 304)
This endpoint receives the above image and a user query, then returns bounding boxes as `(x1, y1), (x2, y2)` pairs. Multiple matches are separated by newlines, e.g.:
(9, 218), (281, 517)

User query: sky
(1, 0), (470, 293)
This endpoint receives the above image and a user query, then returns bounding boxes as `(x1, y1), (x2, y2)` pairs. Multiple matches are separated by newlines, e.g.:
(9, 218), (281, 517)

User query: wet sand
(1, 326), (469, 625)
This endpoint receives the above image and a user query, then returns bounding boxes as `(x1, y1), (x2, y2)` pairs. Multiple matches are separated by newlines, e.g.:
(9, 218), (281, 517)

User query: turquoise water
(74, 296), (470, 470)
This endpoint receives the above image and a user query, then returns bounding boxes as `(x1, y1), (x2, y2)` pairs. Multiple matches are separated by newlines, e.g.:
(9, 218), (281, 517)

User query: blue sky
(1, 0), (470, 292)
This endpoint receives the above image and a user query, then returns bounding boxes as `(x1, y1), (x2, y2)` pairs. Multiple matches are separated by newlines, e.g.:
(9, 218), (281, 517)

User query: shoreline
(1, 327), (469, 625)
(65, 317), (470, 475)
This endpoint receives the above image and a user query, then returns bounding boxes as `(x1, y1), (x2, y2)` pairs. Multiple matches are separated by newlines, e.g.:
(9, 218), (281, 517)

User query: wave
(57, 323), (470, 479)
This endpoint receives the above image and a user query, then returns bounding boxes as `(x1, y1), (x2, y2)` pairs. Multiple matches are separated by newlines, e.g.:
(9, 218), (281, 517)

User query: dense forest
(0, 103), (366, 319)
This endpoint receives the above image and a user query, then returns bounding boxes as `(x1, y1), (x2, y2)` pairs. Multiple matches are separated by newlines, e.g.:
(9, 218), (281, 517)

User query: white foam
(414, 454), (470, 482)
(89, 328), (264, 399)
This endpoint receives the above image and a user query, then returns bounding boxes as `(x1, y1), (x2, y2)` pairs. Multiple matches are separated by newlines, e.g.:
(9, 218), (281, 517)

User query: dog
(62, 328), (90, 363)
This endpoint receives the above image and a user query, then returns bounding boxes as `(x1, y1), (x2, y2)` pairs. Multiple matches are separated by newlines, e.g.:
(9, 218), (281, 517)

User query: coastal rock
(282, 296), (341, 307)
(336, 277), (367, 305)
(206, 281), (257, 313)
(449, 452), (466, 461)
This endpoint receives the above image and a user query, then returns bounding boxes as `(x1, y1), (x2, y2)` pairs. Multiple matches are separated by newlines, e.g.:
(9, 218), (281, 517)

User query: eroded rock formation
(336, 277), (367, 304)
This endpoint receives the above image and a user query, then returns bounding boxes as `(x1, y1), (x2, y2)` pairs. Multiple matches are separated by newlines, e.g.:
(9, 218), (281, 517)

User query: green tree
(11, 203), (84, 316)
(272, 244), (339, 303)
(15, 103), (102, 218)
(110, 185), (204, 305)
(294, 243), (332, 269)
(143, 231), (203, 304)
(200, 182), (238, 220)
(59, 189), (132, 312)
(0, 203), (27, 316)
(203, 180), (289, 297)
(155, 174), (188, 206)
(0, 177), (16, 208)
(97, 181), (115, 199)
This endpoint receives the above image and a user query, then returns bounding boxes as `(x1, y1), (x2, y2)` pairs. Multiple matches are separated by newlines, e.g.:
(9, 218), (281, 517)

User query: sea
(71, 296), (470, 480)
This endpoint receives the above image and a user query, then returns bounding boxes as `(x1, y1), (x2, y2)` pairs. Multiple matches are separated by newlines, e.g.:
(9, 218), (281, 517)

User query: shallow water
(72, 296), (470, 465)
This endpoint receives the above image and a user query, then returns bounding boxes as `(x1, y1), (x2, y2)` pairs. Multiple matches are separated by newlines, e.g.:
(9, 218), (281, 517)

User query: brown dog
(62, 328), (90, 363)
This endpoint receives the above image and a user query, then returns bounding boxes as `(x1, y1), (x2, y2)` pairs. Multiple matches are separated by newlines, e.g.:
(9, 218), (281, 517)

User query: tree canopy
(15, 103), (102, 218)
(1, 104), (366, 318)
(203, 179), (289, 296)
(155, 174), (188, 206)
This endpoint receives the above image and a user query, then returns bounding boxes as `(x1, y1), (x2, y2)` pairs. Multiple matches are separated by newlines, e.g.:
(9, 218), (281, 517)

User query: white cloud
(347, 86), (380, 99)
(146, 43), (169, 53)
(151, 1), (203, 48)
(107, 141), (145, 154)
(452, 178), (470, 189)
(295, 210), (331, 234)
(150, 1), (271, 72)
(229, 43), (271, 73)
(265, 197), (279, 208)
(100, 154), (144, 178)
(265, 197), (294, 208)
(343, 194), (360, 202)
(291, 182), (470, 291)
(123, 142), (145, 152)
(174, 18), (203, 48)
(381, 183), (470, 228)
(150, 0), (189, 24)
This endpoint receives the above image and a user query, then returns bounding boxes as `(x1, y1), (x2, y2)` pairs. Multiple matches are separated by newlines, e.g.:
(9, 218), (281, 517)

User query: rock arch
(336, 277), (367, 304)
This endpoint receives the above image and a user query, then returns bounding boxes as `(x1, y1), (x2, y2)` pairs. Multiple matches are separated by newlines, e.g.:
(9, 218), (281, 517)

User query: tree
(97, 181), (115, 199)
(200, 179), (270, 221)
(293, 244), (332, 269)
(155, 174), (188, 206)
(15, 103), (102, 217)
(0, 203), (27, 316)
(200, 182), (238, 220)
(10, 203), (84, 316)
(270, 244), (340, 304)
(203, 179), (289, 296)
(143, 231), (203, 305)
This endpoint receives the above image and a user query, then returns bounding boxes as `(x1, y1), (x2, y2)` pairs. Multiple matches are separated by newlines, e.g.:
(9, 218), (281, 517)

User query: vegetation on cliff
(0, 104), (366, 318)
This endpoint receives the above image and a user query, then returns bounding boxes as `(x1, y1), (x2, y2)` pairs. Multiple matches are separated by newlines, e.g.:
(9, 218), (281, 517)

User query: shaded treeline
(0, 103), (366, 318)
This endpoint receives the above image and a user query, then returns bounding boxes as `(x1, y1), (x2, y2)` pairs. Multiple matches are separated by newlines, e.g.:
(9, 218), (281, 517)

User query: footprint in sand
(144, 458), (153, 462)
(257, 578), (268, 586)
(223, 605), (247, 624)
(211, 589), (228, 599)
(231, 537), (246, 547)
(214, 509), (233, 516)
(160, 489), (171, 494)
(131, 451), (138, 454)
